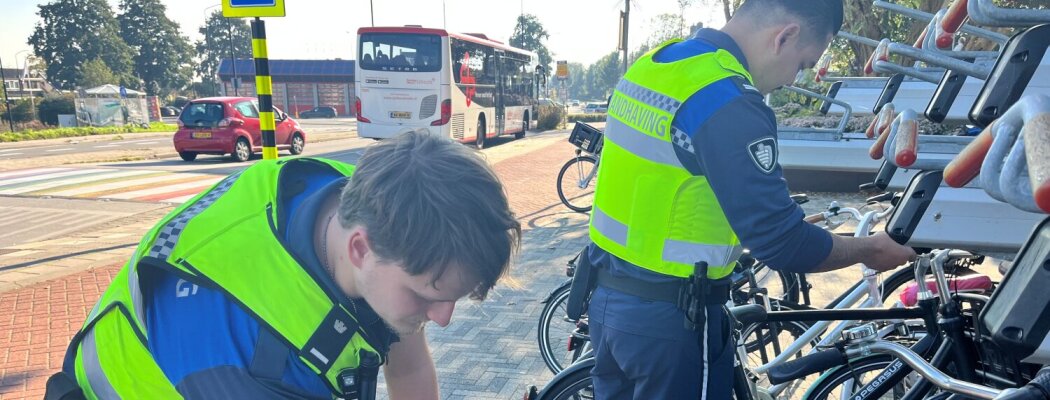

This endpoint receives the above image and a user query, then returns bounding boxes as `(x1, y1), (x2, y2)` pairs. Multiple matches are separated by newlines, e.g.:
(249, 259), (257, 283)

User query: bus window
(359, 33), (442, 72)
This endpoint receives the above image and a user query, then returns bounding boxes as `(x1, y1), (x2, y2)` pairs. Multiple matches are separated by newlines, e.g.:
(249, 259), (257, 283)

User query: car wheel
(179, 151), (197, 162)
(290, 133), (305, 155)
(475, 119), (486, 149)
(232, 138), (252, 162)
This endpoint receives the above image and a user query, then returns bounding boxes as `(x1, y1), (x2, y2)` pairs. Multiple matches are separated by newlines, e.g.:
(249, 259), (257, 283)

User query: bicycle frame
(749, 205), (899, 397)
(572, 150), (600, 190)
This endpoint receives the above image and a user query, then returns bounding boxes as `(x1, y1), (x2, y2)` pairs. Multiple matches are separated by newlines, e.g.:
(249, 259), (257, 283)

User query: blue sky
(1, 0), (724, 74)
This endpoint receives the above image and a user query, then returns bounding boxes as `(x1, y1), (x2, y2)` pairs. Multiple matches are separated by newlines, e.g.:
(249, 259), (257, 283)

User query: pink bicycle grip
(894, 118), (919, 167)
(944, 125), (994, 188)
(1024, 113), (1050, 213)
(938, 0), (968, 49)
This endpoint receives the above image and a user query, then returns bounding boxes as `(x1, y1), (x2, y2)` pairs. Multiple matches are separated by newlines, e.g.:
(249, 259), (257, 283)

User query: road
(0, 117), (358, 161)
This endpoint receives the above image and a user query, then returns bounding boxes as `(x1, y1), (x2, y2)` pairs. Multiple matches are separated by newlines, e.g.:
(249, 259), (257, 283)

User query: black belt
(596, 268), (730, 305)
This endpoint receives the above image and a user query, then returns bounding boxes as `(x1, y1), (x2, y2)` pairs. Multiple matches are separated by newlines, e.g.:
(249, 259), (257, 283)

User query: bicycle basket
(569, 122), (604, 154)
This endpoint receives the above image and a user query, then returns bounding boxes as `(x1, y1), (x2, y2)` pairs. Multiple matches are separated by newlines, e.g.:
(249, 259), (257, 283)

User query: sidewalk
(0, 131), (593, 399)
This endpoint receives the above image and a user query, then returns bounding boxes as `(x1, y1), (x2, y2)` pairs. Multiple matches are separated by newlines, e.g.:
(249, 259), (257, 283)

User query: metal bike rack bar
(879, 39), (992, 79)
(978, 95), (1050, 213)
(776, 85), (853, 137)
(874, 0), (1009, 44)
(968, 0), (1050, 27)
(837, 30), (881, 49)
(873, 60), (943, 83)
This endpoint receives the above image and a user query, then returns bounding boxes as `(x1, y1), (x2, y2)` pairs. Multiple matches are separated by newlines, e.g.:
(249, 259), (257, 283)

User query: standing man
(48, 130), (521, 399)
(586, 1), (916, 399)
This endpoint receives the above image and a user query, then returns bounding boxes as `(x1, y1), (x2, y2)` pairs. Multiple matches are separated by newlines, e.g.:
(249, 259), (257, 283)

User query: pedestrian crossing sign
(223, 0), (285, 18)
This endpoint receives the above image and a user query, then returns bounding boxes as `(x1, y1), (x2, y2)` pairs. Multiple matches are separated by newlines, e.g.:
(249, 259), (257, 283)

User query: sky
(0, 0), (726, 74)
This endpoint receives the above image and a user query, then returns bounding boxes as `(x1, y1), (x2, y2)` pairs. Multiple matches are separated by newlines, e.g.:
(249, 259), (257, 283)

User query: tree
(118, 0), (194, 97)
(78, 58), (118, 88)
(565, 62), (588, 100)
(28, 0), (136, 89)
(588, 52), (622, 100)
(648, 13), (688, 47)
(195, 11), (252, 87)
(509, 14), (554, 77)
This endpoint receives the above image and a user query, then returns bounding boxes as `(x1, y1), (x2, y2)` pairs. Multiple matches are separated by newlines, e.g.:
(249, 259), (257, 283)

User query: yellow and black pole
(223, 0), (284, 160)
(250, 18), (277, 160)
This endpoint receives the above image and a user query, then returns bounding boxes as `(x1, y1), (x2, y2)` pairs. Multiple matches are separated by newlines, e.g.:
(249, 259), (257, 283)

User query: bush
(1, 100), (35, 123)
(0, 122), (176, 142)
(37, 94), (75, 125)
(567, 113), (606, 123)
(535, 105), (565, 131)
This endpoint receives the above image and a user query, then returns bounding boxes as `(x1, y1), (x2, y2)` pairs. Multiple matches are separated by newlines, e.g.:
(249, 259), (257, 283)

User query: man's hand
(861, 232), (917, 272)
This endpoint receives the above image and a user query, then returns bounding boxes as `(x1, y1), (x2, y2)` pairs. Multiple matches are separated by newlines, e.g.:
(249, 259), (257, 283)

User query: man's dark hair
(735, 0), (844, 42)
(338, 129), (521, 300)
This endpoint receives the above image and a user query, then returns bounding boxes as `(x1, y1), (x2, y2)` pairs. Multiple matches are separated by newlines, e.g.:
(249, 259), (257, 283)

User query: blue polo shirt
(591, 28), (833, 280)
(135, 165), (393, 397)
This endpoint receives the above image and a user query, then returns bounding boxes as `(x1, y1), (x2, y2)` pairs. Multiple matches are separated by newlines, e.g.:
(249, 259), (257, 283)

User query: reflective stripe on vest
(589, 40), (752, 279)
(69, 158), (382, 398)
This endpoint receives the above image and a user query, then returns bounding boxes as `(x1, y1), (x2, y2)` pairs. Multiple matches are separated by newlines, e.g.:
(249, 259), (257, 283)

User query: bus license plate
(389, 111), (411, 119)
(192, 131), (212, 139)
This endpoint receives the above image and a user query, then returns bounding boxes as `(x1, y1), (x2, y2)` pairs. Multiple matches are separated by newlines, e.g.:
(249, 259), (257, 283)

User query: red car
(174, 97), (306, 162)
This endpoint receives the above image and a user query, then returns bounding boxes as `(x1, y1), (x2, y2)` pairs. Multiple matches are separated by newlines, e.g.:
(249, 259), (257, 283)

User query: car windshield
(180, 102), (225, 128)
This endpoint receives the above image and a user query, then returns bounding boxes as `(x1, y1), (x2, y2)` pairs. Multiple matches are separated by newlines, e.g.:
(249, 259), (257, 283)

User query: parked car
(299, 106), (338, 119)
(583, 103), (608, 113)
(174, 96), (306, 162)
(160, 106), (180, 117)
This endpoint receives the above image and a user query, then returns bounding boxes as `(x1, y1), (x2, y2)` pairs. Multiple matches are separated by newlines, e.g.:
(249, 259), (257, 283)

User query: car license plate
(192, 131), (212, 139)
(390, 111), (411, 119)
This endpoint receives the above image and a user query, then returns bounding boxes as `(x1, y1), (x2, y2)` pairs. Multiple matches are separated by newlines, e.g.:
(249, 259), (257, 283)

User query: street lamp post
(16, 51), (37, 121)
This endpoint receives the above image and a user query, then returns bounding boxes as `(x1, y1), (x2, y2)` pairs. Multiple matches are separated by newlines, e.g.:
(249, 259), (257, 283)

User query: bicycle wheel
(803, 355), (914, 400)
(556, 156), (598, 213)
(535, 361), (595, 400)
(731, 262), (801, 305)
(538, 282), (580, 373)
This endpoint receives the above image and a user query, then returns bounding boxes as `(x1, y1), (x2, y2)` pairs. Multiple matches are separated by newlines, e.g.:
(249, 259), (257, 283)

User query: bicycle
(556, 122), (603, 213)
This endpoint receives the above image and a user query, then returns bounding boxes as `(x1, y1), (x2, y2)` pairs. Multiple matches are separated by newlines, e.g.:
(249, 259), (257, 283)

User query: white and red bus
(355, 26), (542, 148)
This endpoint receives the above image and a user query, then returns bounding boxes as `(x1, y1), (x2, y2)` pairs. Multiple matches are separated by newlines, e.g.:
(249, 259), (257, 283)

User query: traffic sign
(556, 61), (569, 80)
(223, 0), (285, 18)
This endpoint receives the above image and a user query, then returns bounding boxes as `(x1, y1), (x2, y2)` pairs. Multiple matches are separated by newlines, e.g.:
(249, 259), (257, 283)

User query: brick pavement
(0, 132), (593, 399)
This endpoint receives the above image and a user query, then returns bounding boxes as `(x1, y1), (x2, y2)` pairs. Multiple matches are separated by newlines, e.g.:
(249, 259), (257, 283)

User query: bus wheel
(475, 119), (486, 149)
(516, 113), (528, 139)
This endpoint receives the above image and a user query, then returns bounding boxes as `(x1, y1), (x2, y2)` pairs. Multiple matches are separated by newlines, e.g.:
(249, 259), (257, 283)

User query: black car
(299, 106), (338, 119)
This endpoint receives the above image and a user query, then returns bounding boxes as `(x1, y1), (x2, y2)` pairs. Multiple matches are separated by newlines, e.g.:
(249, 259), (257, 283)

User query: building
(1, 68), (54, 101)
(217, 59), (356, 117)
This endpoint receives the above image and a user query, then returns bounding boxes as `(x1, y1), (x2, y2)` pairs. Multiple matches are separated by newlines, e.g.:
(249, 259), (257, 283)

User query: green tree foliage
(509, 14), (554, 76)
(118, 0), (194, 97)
(37, 94), (75, 125)
(28, 0), (136, 89)
(588, 51), (622, 100)
(2, 100), (35, 123)
(78, 59), (118, 88)
(195, 11), (252, 86)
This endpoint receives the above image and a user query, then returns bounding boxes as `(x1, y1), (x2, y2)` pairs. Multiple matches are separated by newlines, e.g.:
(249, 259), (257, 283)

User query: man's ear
(774, 23), (802, 56)
(347, 228), (371, 271)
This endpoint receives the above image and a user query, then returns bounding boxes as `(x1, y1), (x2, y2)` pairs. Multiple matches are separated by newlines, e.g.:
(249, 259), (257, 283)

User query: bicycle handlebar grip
(1024, 113), (1050, 213)
(766, 348), (847, 385)
(804, 213), (827, 224)
(944, 125), (994, 187)
(894, 117), (919, 167)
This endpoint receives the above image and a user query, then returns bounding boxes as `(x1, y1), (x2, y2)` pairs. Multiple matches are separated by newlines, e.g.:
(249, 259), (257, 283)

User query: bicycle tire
(535, 359), (595, 400)
(538, 282), (578, 373)
(732, 262), (801, 305)
(803, 355), (912, 400)
(556, 156), (598, 213)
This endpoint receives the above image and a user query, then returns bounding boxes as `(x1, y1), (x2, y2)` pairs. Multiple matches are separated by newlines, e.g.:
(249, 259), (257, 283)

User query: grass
(0, 122), (176, 143)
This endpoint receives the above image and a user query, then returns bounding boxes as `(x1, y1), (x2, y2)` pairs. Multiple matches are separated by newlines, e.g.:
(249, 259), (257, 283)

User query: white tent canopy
(82, 84), (145, 98)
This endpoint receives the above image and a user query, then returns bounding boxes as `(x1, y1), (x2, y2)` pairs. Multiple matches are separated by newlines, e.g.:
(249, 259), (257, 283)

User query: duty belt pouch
(44, 372), (85, 400)
(566, 248), (598, 321)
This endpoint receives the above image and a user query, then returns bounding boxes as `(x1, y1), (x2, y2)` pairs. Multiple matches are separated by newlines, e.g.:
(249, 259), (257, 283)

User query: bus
(355, 26), (543, 148)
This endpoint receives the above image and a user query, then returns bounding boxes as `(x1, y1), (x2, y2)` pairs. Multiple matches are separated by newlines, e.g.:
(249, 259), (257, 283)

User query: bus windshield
(358, 33), (442, 72)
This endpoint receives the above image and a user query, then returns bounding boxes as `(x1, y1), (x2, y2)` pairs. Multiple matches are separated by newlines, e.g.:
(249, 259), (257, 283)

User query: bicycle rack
(968, 0), (1050, 28)
(968, 24), (1050, 127)
(946, 94), (1050, 213)
(776, 85), (854, 138)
